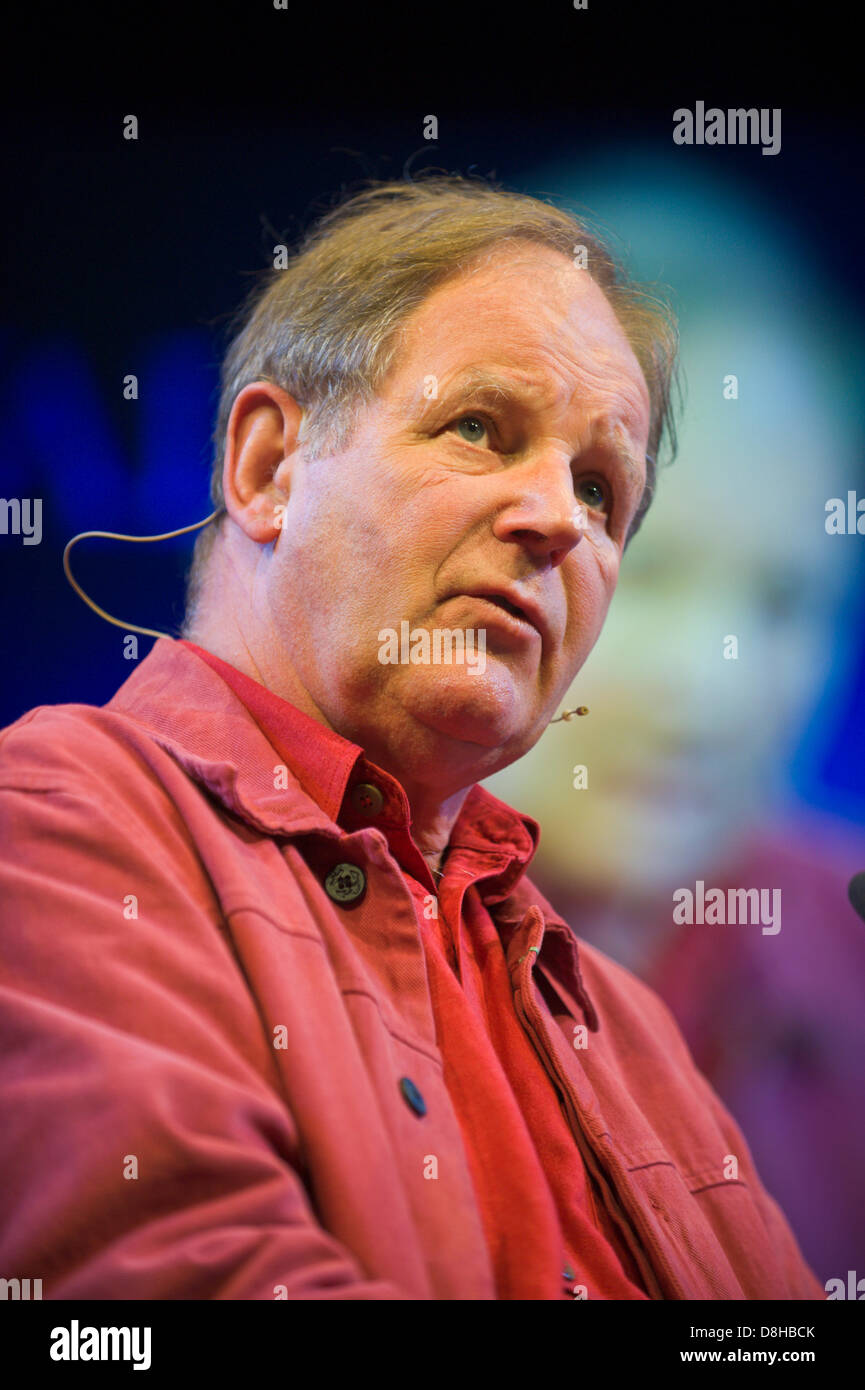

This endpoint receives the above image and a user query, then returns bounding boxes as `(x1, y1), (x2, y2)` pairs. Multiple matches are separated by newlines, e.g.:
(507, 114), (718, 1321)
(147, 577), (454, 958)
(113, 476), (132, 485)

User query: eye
(575, 476), (609, 513)
(449, 414), (493, 447)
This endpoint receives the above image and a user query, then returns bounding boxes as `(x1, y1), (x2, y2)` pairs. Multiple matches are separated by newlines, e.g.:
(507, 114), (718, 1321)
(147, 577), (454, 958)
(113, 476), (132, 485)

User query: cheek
(345, 453), (430, 552)
(565, 545), (619, 647)
(295, 459), (408, 582)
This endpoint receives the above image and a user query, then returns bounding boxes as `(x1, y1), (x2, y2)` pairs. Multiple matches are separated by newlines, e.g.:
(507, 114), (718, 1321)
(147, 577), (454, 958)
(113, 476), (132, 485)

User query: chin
(405, 668), (539, 750)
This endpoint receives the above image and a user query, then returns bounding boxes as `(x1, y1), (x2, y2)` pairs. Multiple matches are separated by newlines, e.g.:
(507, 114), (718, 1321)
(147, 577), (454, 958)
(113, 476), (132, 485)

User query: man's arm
(629, 960), (826, 1300)
(0, 716), (409, 1300)
(569, 930), (826, 1300)
(684, 1055), (826, 1301)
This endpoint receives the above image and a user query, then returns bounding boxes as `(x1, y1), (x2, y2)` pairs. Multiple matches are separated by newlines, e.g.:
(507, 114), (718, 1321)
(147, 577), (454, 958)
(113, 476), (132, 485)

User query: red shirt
(181, 640), (648, 1300)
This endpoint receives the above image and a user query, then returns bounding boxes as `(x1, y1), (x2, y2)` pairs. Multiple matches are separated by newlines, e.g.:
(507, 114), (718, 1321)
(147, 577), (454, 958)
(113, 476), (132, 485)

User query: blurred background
(1, 1), (863, 1289)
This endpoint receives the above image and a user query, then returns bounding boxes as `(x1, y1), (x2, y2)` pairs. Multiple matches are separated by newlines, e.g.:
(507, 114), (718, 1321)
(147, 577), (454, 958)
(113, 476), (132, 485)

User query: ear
(221, 382), (304, 543)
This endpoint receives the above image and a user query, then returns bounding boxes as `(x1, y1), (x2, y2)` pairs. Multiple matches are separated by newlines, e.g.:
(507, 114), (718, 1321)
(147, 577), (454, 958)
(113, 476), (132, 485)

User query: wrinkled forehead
(387, 242), (651, 434)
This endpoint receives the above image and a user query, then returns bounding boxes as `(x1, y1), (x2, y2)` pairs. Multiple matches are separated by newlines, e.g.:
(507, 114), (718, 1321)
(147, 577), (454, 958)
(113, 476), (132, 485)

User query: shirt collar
(180, 640), (366, 824)
(179, 640), (541, 901)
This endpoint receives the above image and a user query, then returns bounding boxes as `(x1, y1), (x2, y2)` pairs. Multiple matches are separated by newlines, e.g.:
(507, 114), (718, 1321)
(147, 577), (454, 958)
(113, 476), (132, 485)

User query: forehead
(387, 241), (651, 435)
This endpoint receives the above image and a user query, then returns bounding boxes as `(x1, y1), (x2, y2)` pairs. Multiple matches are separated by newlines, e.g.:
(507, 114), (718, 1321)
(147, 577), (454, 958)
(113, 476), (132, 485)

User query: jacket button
(324, 863), (366, 904)
(350, 782), (384, 817)
(399, 1077), (427, 1116)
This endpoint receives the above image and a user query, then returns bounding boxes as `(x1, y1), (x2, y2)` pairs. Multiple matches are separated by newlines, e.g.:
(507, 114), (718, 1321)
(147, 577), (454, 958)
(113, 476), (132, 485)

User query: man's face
(267, 240), (651, 783)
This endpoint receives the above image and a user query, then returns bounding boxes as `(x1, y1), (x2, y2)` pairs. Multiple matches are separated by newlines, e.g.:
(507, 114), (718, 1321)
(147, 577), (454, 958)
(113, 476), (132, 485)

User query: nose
(490, 454), (587, 568)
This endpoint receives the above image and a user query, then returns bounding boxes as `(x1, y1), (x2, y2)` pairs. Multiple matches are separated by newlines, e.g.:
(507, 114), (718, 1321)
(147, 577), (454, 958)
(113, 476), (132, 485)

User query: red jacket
(179, 639), (649, 1302)
(0, 636), (823, 1299)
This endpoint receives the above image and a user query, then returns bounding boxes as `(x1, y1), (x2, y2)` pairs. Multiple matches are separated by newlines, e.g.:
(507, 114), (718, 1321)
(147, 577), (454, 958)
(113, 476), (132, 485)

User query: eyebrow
(431, 370), (647, 493)
(598, 424), (647, 495)
(434, 370), (527, 411)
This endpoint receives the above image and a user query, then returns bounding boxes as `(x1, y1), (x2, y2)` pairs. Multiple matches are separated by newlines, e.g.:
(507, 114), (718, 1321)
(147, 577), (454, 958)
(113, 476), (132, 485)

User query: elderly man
(0, 177), (822, 1300)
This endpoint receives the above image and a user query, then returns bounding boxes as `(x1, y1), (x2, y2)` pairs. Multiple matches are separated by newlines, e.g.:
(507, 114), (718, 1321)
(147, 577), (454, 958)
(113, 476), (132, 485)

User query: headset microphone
(63, 506), (589, 725)
(550, 706), (589, 722)
(62, 507), (226, 639)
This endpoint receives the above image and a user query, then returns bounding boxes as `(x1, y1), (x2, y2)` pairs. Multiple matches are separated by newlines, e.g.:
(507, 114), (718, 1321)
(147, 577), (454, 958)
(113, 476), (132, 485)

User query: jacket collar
(108, 636), (599, 1028)
(492, 880), (601, 1032)
(108, 637), (346, 839)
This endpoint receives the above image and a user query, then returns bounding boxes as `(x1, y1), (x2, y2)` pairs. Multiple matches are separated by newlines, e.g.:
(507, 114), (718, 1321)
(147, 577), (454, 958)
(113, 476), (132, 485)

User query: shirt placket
(507, 910), (673, 1301)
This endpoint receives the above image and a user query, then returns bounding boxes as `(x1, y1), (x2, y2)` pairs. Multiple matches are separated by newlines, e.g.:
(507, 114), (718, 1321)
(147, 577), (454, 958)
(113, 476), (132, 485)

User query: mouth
(485, 594), (529, 621)
(459, 588), (546, 642)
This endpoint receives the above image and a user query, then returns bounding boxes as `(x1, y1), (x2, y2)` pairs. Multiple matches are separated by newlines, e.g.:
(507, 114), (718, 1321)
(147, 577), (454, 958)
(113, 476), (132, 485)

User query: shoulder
(575, 931), (694, 1053)
(0, 699), (158, 797)
(0, 697), (198, 867)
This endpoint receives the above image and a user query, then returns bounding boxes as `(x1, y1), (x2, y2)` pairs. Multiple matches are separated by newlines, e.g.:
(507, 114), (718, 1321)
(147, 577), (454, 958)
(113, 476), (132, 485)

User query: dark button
(350, 782), (384, 817)
(324, 863), (366, 904)
(562, 1262), (576, 1280)
(399, 1076), (427, 1116)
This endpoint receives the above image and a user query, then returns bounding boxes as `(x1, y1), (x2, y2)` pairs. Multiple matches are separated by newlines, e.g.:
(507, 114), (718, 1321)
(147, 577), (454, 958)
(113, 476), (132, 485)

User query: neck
(396, 779), (470, 869)
(185, 611), (474, 869)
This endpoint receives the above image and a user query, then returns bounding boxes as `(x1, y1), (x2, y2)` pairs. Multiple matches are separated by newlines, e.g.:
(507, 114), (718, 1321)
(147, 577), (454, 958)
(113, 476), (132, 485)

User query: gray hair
(182, 174), (680, 632)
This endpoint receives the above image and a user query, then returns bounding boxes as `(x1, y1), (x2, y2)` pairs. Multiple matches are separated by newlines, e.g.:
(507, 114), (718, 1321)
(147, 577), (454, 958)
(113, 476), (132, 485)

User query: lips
(457, 587), (547, 643)
(480, 593), (534, 625)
